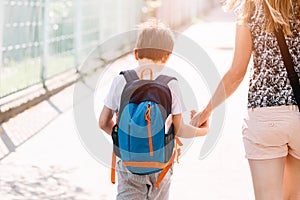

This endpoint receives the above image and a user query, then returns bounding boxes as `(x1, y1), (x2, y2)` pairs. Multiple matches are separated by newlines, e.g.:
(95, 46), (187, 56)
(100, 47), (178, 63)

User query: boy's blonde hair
(224, 0), (300, 35)
(135, 19), (174, 62)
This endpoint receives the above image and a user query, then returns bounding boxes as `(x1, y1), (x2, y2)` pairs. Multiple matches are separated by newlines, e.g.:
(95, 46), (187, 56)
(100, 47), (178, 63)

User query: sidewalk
(0, 6), (254, 200)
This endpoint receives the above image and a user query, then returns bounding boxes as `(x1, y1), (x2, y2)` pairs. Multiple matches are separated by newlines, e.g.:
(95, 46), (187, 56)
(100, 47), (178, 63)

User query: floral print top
(246, 0), (300, 108)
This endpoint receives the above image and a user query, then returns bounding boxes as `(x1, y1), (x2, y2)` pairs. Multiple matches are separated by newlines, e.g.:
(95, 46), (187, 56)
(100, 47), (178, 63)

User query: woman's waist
(248, 104), (299, 112)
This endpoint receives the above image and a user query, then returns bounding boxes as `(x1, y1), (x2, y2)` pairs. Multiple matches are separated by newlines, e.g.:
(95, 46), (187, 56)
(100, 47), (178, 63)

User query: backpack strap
(155, 75), (177, 85)
(155, 136), (183, 188)
(120, 70), (139, 83)
(111, 151), (116, 184)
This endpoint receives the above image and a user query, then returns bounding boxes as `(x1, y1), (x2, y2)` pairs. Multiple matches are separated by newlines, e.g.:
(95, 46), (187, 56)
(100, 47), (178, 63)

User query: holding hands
(190, 109), (211, 129)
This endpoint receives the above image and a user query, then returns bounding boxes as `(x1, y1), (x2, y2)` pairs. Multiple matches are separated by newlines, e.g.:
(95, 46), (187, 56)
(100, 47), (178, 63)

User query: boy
(99, 19), (208, 200)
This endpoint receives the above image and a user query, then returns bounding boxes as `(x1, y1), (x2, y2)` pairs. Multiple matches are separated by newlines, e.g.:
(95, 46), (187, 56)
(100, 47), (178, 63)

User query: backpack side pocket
(164, 123), (175, 163)
(111, 124), (121, 158)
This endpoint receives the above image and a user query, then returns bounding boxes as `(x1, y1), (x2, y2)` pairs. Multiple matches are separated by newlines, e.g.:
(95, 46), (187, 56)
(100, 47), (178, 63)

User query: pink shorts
(242, 105), (300, 160)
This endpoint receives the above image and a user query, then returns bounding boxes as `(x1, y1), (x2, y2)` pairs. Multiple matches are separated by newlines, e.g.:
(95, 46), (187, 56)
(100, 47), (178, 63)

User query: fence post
(191, 0), (198, 19)
(75, 0), (82, 72)
(41, 0), (49, 88)
(99, 0), (105, 43)
(0, 0), (4, 68)
(117, 0), (123, 34)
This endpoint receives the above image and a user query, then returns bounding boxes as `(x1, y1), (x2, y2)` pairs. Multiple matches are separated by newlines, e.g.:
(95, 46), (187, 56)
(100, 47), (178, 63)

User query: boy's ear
(161, 54), (171, 63)
(134, 49), (139, 60)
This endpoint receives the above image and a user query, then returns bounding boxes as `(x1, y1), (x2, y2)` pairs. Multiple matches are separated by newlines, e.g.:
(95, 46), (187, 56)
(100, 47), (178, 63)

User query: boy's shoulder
(115, 68), (178, 87)
(111, 73), (126, 84)
(135, 67), (178, 81)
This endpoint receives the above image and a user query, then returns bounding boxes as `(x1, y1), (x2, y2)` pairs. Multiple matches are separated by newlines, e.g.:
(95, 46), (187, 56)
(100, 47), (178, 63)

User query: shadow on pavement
(0, 164), (90, 200)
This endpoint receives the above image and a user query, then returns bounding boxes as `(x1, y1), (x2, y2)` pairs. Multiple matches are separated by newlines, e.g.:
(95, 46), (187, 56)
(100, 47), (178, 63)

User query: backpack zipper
(128, 119), (131, 154)
(145, 103), (154, 156)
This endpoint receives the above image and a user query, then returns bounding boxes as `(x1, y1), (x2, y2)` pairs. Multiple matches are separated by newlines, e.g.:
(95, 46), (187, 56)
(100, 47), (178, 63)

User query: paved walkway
(0, 6), (255, 200)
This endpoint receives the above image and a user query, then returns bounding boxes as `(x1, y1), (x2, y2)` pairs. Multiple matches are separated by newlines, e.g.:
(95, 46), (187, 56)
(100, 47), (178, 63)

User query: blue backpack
(111, 69), (182, 188)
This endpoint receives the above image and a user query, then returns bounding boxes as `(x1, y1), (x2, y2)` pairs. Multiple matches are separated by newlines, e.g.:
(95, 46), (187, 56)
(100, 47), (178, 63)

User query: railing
(0, 0), (143, 99)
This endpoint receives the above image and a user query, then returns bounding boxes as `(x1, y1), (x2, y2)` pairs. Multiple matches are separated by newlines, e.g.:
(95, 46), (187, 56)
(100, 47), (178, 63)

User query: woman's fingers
(190, 110), (197, 119)
(190, 111), (210, 128)
(190, 112), (202, 127)
(200, 119), (209, 128)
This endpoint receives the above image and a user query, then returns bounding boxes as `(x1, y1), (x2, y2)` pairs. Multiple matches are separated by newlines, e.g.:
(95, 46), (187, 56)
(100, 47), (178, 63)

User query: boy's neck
(137, 58), (165, 73)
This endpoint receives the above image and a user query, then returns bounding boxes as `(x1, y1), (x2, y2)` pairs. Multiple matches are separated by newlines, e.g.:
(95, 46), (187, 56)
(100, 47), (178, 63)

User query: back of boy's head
(135, 19), (174, 62)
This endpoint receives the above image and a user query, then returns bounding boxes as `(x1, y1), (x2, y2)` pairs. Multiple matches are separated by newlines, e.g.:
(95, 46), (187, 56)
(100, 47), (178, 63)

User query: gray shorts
(116, 160), (172, 200)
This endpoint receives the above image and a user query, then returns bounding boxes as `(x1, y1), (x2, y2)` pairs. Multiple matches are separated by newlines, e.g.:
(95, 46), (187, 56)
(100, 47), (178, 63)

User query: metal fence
(0, 0), (143, 98)
(0, 0), (217, 99)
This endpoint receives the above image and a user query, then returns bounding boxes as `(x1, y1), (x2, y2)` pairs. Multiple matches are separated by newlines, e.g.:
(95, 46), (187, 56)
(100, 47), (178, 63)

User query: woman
(191, 0), (300, 199)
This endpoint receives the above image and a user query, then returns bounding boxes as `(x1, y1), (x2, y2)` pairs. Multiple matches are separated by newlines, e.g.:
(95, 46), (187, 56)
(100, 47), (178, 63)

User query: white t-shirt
(104, 70), (186, 115)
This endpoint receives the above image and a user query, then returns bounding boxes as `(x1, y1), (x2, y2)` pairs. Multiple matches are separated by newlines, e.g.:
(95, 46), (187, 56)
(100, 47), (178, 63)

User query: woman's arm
(191, 23), (253, 127)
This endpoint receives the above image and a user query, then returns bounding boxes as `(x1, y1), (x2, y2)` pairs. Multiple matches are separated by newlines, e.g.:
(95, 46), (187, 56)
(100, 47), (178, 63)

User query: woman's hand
(190, 110), (197, 119)
(190, 109), (211, 128)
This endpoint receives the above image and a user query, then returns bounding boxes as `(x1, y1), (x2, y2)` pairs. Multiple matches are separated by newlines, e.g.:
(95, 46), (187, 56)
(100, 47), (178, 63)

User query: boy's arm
(99, 105), (115, 135)
(173, 114), (208, 138)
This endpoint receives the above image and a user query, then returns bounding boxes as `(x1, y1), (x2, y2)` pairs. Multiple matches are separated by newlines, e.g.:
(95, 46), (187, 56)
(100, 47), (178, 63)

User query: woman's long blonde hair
(224, 0), (300, 35)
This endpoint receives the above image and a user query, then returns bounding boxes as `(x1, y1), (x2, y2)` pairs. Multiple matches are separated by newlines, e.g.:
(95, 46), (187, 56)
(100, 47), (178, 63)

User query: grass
(0, 55), (75, 98)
